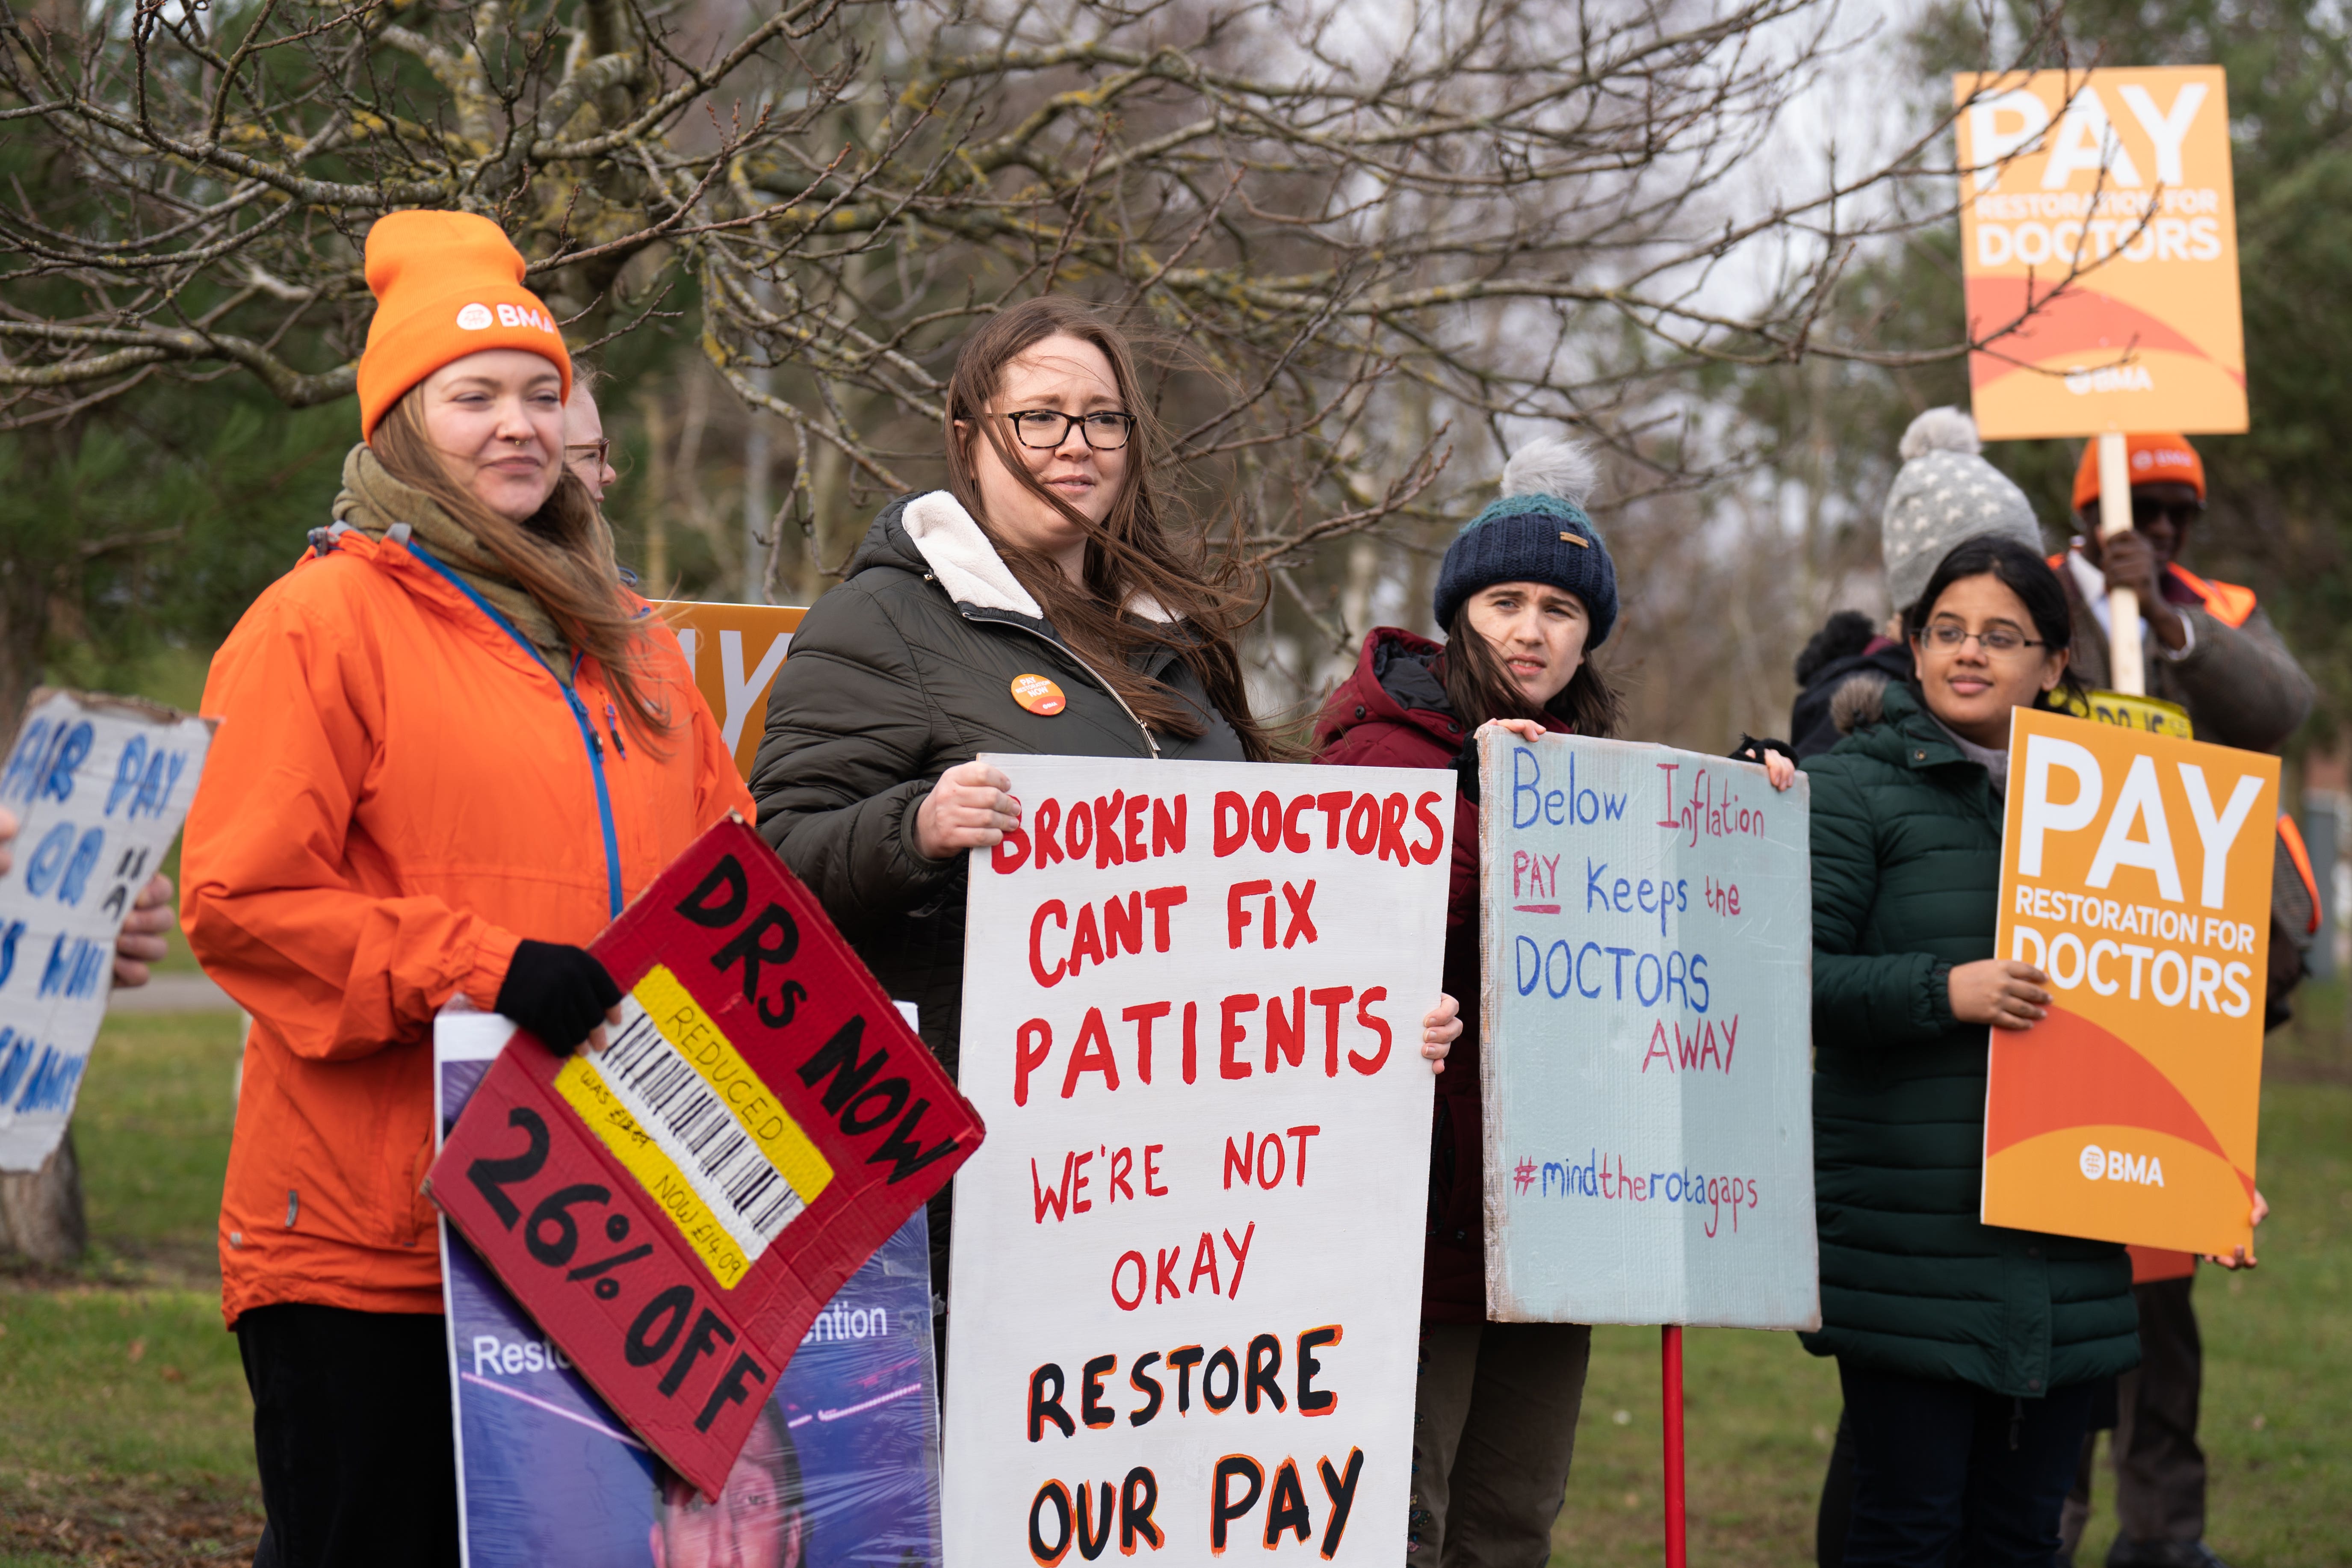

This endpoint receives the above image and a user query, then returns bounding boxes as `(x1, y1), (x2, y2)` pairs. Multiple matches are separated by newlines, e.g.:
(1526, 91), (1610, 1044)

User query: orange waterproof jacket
(183, 528), (753, 1326)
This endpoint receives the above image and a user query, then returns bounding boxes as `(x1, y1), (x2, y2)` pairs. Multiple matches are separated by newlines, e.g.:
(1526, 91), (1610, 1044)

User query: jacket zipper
(972, 610), (1161, 760)
(405, 543), (625, 918)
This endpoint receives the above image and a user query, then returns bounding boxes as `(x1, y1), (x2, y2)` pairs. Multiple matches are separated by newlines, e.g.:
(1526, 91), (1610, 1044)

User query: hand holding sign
(1948, 958), (2055, 1029)
(916, 759), (1023, 858)
(108, 871), (175, 987)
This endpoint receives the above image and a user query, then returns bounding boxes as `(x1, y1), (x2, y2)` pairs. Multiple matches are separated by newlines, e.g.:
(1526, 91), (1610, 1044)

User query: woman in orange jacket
(180, 211), (750, 1568)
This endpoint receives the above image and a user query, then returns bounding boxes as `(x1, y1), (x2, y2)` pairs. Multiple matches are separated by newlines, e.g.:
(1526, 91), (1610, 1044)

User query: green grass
(1552, 1321), (1842, 1564)
(71, 1015), (243, 1277)
(0, 1287), (251, 1479)
(4, 1009), (2349, 1565)
(1549, 1079), (2352, 1566)
(0, 1013), (256, 1565)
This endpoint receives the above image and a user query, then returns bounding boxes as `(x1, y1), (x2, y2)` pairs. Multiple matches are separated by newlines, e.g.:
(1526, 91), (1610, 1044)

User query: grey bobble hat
(1881, 407), (2046, 614)
(1433, 437), (1619, 646)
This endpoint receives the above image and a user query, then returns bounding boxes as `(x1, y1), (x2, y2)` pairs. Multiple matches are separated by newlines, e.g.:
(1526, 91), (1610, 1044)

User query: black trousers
(1834, 1359), (2097, 1568)
(2062, 1276), (2206, 1550)
(236, 1302), (461, 1568)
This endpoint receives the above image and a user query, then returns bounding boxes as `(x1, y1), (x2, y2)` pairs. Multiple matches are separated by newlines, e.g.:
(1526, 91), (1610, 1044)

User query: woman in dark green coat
(1802, 534), (2138, 1567)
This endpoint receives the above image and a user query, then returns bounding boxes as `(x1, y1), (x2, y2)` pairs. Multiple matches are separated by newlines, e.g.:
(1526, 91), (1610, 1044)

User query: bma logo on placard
(2064, 364), (2155, 395)
(2078, 1142), (2166, 1187)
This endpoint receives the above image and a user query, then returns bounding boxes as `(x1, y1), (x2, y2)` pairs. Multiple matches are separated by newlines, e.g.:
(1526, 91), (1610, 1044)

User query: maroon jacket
(1311, 627), (1570, 1322)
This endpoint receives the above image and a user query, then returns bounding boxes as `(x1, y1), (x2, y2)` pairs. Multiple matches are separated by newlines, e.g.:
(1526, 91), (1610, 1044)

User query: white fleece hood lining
(899, 489), (1174, 624)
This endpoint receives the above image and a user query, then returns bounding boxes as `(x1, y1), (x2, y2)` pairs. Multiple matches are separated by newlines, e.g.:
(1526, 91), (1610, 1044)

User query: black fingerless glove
(496, 939), (623, 1053)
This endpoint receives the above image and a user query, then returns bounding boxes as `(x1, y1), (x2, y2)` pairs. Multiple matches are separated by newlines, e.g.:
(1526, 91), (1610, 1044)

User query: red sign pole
(1662, 1324), (1688, 1568)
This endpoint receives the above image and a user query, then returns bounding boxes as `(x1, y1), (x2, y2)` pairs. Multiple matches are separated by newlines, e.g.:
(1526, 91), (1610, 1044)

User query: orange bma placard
(1986, 707), (2275, 1255)
(655, 601), (806, 781)
(1953, 66), (2245, 438)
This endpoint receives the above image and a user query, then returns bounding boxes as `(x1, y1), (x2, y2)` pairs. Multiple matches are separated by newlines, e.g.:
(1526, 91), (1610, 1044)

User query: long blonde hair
(371, 389), (670, 741)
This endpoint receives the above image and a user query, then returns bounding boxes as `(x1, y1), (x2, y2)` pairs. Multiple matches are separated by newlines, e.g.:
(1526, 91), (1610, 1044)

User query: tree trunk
(0, 1130), (89, 1265)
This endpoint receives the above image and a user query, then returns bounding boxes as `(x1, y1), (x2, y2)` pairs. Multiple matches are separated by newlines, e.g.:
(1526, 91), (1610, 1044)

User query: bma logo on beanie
(454, 301), (556, 334)
(2133, 445), (2197, 476)
(493, 302), (559, 334)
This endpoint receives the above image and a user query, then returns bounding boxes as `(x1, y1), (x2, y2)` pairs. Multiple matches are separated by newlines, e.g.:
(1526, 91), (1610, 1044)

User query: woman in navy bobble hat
(1315, 438), (1793, 1562)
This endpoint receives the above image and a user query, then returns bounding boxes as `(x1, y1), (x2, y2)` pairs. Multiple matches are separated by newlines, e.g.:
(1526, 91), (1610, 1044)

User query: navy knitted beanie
(1432, 437), (1619, 647)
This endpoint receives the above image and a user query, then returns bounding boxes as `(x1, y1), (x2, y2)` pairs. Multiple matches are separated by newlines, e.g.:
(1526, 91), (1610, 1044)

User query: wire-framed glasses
(1918, 620), (2045, 654)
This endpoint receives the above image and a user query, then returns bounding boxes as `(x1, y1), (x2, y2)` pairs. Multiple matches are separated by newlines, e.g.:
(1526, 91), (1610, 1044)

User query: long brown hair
(1440, 601), (1622, 739)
(370, 389), (670, 741)
(943, 297), (1276, 761)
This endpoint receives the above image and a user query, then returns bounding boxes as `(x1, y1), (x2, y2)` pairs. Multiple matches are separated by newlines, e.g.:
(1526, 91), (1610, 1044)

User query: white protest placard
(1478, 732), (1817, 1330)
(945, 756), (1451, 1564)
(0, 690), (213, 1170)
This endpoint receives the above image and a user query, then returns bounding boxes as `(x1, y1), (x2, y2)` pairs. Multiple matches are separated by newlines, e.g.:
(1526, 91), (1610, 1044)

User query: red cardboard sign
(426, 817), (984, 1497)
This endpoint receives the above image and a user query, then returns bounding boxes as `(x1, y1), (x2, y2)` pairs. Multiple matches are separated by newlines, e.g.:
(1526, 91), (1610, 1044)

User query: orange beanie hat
(357, 210), (571, 439)
(2071, 433), (2206, 513)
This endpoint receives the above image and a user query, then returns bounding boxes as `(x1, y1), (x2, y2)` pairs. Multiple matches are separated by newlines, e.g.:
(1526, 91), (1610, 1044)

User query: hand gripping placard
(428, 817), (985, 1497)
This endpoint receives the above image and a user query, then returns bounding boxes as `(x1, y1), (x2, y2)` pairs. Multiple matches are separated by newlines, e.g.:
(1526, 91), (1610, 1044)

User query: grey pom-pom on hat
(1881, 407), (2045, 614)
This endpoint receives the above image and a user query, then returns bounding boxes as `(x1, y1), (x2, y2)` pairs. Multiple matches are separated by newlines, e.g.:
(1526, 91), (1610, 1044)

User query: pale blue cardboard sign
(1478, 732), (1819, 1329)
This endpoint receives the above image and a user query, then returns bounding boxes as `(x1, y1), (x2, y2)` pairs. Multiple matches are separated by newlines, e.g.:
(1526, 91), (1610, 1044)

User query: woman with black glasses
(1800, 533), (2139, 1568)
(748, 296), (1460, 1330)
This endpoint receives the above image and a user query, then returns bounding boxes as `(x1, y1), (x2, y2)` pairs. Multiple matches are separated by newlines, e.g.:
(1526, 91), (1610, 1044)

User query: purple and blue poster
(436, 1009), (943, 1568)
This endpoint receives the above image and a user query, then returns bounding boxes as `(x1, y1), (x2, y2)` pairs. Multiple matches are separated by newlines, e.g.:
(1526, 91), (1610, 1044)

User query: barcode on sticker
(571, 966), (836, 1277)
(604, 1006), (805, 1243)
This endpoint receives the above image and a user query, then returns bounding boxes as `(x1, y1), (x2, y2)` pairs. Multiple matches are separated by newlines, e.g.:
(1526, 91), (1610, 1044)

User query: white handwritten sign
(0, 691), (213, 1171)
(945, 756), (1451, 1564)
(1477, 732), (1817, 1329)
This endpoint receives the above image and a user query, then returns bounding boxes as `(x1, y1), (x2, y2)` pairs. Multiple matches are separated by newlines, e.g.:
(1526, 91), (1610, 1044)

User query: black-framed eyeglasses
(1004, 409), (1136, 450)
(566, 438), (610, 467)
(1918, 620), (2046, 654)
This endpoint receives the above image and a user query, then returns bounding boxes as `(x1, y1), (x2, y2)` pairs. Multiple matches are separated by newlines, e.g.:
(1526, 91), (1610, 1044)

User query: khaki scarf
(333, 445), (572, 670)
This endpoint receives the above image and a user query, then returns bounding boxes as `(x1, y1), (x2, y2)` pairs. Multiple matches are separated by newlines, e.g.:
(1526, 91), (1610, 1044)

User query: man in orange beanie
(356, 208), (570, 439)
(2055, 435), (2310, 1568)
(2056, 433), (2310, 755)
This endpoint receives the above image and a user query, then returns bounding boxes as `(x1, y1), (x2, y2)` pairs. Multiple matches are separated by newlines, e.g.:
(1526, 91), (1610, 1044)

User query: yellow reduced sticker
(555, 1056), (752, 1289)
(630, 966), (835, 1205)
(550, 964), (835, 1291)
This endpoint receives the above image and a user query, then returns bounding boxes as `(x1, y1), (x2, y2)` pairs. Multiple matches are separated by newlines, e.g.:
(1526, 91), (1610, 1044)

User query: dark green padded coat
(1799, 679), (2137, 1397)
(748, 490), (1244, 1077)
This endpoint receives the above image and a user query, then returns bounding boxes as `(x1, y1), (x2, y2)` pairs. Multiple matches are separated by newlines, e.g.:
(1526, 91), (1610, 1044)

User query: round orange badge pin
(1011, 673), (1067, 715)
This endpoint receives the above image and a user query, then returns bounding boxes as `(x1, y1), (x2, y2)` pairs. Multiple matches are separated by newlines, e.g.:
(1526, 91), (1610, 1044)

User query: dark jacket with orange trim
(2053, 546), (2313, 753)
(1309, 628), (1571, 1323)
